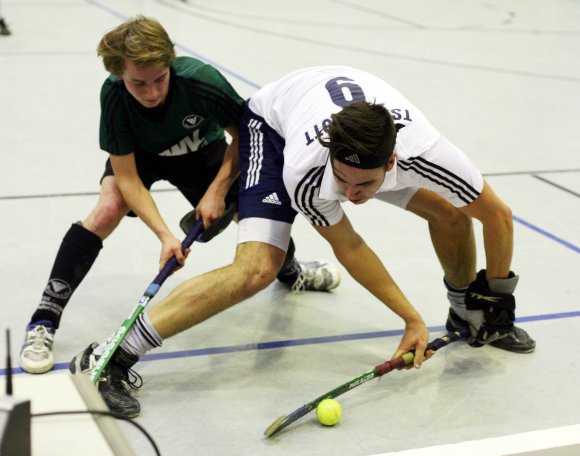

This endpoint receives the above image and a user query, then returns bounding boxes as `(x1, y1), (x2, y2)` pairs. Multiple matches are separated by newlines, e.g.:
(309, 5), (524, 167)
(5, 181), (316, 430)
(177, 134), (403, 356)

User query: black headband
(332, 149), (390, 169)
(330, 120), (395, 169)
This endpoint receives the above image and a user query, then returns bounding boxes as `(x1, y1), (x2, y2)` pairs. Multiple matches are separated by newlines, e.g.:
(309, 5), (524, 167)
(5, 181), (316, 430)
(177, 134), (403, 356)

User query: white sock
(444, 277), (483, 335)
(93, 312), (163, 358)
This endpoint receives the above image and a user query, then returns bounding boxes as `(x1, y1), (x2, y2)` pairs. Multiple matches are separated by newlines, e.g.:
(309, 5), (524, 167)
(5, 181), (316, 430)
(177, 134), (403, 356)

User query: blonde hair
(97, 15), (176, 75)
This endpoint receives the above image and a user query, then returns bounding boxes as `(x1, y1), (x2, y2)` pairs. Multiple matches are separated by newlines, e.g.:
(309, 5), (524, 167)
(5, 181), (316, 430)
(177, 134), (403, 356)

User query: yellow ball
(316, 399), (342, 426)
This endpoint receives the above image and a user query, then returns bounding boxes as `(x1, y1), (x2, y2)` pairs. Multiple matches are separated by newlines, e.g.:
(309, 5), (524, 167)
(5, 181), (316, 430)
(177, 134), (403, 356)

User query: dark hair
(319, 101), (396, 169)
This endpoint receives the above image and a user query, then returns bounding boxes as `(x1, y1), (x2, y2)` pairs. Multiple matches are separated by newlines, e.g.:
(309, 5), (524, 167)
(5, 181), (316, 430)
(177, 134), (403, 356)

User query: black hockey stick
(264, 326), (470, 437)
(89, 204), (236, 384)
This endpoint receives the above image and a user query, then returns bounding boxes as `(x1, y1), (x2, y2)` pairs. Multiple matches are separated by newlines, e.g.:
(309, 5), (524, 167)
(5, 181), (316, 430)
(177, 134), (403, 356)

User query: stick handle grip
(151, 220), (204, 288)
(374, 328), (469, 376)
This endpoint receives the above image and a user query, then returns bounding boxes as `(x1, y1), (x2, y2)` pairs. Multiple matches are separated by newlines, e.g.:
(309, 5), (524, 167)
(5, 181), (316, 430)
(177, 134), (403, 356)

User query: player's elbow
(331, 233), (366, 267)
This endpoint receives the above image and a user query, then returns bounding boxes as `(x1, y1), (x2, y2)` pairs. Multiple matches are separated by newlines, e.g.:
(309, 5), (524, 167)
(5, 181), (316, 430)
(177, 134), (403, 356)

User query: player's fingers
(194, 208), (211, 228)
(392, 348), (413, 370)
(196, 204), (224, 229)
(413, 340), (428, 369)
(174, 247), (186, 265)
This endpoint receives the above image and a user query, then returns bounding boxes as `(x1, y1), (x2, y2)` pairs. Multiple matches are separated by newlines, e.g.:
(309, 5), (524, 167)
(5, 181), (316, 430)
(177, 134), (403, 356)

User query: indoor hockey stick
(264, 326), (470, 437)
(89, 204), (236, 384)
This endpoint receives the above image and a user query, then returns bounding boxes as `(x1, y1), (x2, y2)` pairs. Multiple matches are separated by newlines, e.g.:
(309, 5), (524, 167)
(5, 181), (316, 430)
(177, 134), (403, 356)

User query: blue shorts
(238, 108), (297, 224)
(237, 107), (298, 251)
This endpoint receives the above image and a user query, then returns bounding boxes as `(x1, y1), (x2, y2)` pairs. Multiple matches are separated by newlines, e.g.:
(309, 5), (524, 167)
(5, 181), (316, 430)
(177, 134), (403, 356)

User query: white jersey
(248, 66), (481, 227)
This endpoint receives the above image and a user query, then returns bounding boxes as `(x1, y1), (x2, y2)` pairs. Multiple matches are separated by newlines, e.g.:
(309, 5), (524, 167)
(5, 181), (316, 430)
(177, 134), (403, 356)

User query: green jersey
(99, 56), (244, 157)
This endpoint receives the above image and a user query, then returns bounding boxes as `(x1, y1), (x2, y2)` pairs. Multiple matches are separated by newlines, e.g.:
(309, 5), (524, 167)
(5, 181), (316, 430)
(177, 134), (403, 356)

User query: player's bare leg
(407, 188), (534, 353)
(150, 241), (286, 338)
(72, 241), (286, 417)
(407, 188), (476, 289)
(21, 176), (129, 373)
(82, 176), (130, 239)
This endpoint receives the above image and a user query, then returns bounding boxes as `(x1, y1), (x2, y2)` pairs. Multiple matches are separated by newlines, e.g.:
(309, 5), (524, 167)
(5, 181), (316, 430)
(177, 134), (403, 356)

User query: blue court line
(2, 310), (579, 376)
(8, 4), (577, 256)
(90, 0), (580, 256)
(513, 215), (580, 254)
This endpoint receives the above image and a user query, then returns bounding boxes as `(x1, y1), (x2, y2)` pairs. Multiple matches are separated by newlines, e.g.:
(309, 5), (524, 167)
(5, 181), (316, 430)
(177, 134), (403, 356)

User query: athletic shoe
(445, 308), (536, 354)
(20, 321), (55, 374)
(489, 327), (536, 353)
(70, 343), (142, 418)
(292, 260), (341, 293)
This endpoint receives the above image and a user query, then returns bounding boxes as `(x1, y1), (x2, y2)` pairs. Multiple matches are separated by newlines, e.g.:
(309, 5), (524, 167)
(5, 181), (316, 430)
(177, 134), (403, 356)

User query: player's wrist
(401, 312), (426, 329)
(156, 229), (176, 243)
(207, 178), (232, 198)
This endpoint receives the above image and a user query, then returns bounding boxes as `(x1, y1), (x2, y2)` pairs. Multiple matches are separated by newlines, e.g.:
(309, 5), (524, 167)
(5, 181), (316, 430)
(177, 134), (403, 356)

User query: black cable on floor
(32, 410), (161, 456)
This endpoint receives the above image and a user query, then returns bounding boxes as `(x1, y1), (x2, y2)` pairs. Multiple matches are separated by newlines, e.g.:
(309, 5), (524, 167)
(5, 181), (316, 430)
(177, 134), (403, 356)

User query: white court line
(372, 424), (580, 456)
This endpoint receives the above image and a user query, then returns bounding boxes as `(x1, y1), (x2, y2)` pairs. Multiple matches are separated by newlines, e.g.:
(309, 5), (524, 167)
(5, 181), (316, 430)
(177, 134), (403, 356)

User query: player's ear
(386, 152), (397, 172)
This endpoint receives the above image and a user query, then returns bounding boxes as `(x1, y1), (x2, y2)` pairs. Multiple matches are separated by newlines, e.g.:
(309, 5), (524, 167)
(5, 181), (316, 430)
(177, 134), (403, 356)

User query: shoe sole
(110, 409), (140, 419)
(489, 340), (536, 354)
(20, 360), (55, 374)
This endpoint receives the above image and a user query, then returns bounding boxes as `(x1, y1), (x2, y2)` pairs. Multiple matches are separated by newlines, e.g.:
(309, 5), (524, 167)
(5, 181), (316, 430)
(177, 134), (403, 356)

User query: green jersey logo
(182, 114), (204, 129)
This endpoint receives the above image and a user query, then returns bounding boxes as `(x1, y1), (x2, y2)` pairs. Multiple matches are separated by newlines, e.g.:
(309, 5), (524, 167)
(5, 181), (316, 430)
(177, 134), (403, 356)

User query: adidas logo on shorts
(262, 192), (282, 205)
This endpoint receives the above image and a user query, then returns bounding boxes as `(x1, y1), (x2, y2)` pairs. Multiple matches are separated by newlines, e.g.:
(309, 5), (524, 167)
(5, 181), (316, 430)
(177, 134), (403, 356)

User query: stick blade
(179, 203), (236, 241)
(200, 203), (236, 242)
(264, 415), (286, 438)
(179, 210), (197, 235)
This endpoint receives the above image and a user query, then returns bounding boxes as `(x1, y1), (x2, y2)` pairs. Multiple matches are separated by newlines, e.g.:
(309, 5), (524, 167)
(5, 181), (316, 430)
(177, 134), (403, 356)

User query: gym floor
(1, 1), (579, 455)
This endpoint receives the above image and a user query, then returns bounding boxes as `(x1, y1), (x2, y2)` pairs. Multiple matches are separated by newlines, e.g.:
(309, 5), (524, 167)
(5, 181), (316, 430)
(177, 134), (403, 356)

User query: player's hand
(159, 235), (189, 272)
(392, 320), (430, 369)
(195, 192), (226, 229)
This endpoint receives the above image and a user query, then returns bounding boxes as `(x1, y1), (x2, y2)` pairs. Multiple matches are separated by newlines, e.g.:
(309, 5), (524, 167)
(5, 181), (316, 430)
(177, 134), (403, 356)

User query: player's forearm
(207, 129), (241, 200)
(334, 238), (424, 325)
(117, 180), (172, 241)
(205, 143), (239, 203)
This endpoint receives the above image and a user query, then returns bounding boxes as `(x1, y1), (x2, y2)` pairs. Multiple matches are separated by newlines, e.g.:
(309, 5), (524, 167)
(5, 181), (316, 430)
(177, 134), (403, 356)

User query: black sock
(112, 346), (140, 370)
(30, 223), (103, 329)
(276, 237), (300, 284)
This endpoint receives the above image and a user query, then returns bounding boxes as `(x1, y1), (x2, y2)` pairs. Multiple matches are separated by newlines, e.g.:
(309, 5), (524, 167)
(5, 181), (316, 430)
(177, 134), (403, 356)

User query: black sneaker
(70, 343), (142, 418)
(445, 308), (536, 354)
(489, 327), (536, 354)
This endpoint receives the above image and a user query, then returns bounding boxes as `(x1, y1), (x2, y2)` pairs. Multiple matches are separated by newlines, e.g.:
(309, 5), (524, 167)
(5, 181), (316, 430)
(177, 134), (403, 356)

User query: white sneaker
(20, 321), (55, 374)
(292, 260), (341, 293)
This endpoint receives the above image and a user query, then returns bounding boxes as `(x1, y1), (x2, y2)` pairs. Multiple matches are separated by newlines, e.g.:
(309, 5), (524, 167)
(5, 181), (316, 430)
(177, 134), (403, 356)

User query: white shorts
(237, 217), (293, 252)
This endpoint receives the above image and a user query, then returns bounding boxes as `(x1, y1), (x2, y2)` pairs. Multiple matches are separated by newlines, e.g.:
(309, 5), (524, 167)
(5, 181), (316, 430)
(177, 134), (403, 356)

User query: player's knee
(89, 199), (127, 231)
(410, 191), (472, 232)
(244, 263), (278, 297)
(425, 202), (472, 235)
(495, 202), (513, 227)
(446, 207), (472, 232)
(234, 256), (280, 299)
